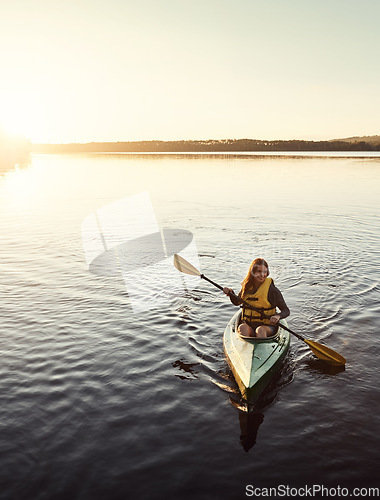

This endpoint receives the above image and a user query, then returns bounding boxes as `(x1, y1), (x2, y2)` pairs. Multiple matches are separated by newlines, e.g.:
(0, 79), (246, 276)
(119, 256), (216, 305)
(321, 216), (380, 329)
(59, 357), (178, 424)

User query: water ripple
(1, 155), (380, 499)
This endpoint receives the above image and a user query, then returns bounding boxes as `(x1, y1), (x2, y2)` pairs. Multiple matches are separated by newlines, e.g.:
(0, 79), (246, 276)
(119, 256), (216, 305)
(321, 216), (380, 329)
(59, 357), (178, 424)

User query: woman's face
(252, 264), (268, 284)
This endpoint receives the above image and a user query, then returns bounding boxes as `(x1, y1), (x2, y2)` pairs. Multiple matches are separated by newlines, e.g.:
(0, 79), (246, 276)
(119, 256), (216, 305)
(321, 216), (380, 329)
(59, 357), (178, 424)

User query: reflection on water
(0, 130), (30, 173)
(172, 359), (200, 381)
(238, 410), (265, 452)
(303, 358), (346, 376)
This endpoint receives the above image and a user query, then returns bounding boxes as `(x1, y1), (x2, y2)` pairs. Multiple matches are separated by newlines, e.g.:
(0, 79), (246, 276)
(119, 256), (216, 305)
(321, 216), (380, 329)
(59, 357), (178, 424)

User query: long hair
(240, 258), (270, 296)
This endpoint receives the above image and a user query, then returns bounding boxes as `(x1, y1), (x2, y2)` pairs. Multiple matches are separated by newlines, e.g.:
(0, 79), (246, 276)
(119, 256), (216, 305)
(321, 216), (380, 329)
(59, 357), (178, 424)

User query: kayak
(223, 309), (290, 408)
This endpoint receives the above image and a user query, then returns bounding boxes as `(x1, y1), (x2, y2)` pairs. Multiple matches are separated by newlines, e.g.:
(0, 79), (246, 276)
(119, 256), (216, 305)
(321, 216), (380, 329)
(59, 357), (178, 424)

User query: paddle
(173, 253), (346, 367)
(274, 322), (346, 366)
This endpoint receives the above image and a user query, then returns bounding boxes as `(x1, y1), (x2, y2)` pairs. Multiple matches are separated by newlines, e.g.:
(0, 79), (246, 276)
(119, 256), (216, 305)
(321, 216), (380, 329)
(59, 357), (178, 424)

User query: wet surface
(0, 154), (379, 499)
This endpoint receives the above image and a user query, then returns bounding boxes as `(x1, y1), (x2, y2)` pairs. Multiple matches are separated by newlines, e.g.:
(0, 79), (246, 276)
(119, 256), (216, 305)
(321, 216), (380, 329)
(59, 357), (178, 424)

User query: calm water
(0, 153), (379, 499)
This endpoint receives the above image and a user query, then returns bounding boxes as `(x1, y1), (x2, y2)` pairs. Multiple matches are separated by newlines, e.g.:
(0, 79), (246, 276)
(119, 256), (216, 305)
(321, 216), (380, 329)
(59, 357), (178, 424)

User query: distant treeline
(32, 138), (380, 153)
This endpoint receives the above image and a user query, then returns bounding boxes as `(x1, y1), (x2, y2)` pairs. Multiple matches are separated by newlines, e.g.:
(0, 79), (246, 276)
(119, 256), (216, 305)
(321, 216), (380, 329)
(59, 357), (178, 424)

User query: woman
(223, 258), (290, 338)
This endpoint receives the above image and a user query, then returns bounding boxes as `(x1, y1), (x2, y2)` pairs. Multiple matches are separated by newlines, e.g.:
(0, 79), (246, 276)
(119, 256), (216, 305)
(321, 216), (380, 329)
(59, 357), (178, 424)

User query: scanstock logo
(81, 192), (200, 312)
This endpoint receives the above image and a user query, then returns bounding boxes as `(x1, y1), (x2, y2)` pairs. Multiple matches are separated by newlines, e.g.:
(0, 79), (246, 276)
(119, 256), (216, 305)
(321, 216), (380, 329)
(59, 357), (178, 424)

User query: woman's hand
(223, 287), (234, 296)
(269, 314), (281, 325)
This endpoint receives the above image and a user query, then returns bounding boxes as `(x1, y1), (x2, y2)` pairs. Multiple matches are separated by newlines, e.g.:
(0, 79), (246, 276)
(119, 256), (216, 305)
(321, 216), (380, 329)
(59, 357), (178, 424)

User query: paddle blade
(304, 339), (346, 366)
(173, 254), (201, 276)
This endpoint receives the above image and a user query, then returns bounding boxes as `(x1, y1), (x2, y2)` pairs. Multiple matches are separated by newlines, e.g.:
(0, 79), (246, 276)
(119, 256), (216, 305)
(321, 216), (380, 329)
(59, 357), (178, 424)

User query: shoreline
(31, 137), (380, 155)
(30, 150), (380, 159)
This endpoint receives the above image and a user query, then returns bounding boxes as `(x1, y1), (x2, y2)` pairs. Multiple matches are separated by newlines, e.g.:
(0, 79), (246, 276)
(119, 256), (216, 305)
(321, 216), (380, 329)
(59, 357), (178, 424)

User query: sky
(1, 0), (379, 144)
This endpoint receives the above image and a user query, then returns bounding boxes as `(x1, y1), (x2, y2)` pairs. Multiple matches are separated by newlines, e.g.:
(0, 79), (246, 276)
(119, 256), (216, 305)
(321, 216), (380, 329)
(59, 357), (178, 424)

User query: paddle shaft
(201, 274), (277, 318)
(201, 274), (252, 309)
(200, 274), (224, 292)
(278, 322), (305, 341)
(201, 273), (305, 337)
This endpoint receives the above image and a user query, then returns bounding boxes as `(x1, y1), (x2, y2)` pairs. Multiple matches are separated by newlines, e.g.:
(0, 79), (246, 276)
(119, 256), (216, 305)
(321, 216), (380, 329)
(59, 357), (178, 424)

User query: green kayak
(224, 310), (290, 408)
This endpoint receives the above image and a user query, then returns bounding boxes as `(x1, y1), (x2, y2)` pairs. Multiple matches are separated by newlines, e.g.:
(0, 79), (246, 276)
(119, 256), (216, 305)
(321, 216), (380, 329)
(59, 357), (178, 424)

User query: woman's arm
(223, 287), (241, 306)
(269, 285), (290, 319)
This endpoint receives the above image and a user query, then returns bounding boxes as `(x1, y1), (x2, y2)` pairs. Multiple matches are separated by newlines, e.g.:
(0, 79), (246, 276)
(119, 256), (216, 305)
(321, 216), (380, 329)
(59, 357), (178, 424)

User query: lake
(0, 152), (379, 499)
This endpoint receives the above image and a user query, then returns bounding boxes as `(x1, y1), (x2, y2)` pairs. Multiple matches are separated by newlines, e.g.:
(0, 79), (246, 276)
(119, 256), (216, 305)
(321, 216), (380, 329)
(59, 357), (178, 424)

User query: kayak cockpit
(238, 330), (281, 342)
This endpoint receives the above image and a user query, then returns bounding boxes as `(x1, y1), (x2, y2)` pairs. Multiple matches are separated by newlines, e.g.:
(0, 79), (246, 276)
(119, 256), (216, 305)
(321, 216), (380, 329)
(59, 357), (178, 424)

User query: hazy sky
(1, 0), (379, 143)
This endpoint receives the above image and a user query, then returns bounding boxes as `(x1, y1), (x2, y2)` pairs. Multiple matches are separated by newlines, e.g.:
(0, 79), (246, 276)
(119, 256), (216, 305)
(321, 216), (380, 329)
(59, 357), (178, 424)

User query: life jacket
(241, 277), (276, 325)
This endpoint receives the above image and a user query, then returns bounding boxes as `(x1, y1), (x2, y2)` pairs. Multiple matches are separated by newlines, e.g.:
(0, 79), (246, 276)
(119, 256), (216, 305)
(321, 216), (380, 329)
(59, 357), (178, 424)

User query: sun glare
(0, 91), (45, 141)
(1, 107), (30, 140)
